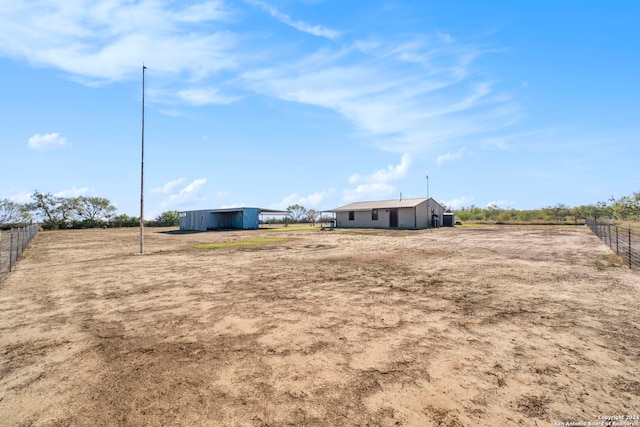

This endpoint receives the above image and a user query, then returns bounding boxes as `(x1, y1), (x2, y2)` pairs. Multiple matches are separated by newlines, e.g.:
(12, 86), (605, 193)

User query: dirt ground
(1, 225), (639, 426)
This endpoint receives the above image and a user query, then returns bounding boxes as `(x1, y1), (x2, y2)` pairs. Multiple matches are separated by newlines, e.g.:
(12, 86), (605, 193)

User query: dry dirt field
(1, 225), (639, 426)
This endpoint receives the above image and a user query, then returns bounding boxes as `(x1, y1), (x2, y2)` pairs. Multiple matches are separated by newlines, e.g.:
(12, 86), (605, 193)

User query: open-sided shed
(178, 207), (289, 231)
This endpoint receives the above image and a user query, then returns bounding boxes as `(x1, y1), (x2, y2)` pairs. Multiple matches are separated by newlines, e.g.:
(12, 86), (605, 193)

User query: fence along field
(1, 225), (639, 426)
(586, 219), (640, 270)
(0, 225), (38, 284)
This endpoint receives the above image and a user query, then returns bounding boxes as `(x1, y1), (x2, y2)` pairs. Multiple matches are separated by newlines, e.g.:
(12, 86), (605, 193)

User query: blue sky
(1, 0), (639, 218)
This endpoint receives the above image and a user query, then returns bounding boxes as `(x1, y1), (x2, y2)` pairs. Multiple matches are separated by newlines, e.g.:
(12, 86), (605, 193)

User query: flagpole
(426, 174), (430, 229)
(140, 64), (146, 254)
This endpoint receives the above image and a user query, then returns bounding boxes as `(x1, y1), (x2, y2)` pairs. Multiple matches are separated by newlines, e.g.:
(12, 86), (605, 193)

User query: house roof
(330, 198), (440, 212)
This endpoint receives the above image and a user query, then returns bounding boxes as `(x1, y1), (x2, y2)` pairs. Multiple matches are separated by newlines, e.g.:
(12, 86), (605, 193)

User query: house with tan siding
(330, 198), (444, 229)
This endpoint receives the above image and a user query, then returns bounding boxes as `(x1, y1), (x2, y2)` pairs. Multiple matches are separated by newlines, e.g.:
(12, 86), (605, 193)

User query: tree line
(452, 191), (640, 223)
(2, 190), (638, 229)
(0, 191), (179, 230)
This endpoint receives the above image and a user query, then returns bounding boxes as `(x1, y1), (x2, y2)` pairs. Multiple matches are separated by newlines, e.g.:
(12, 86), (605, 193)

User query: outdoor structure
(330, 198), (445, 229)
(443, 212), (455, 227)
(178, 207), (290, 231)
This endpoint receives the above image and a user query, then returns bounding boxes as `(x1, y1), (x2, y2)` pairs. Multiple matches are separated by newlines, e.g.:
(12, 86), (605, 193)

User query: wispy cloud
(178, 88), (241, 105)
(343, 154), (412, 201)
(243, 39), (518, 153)
(349, 154), (412, 185)
(0, 1), (238, 84)
(443, 196), (473, 209)
(275, 155), (413, 208)
(28, 132), (68, 150)
(151, 178), (187, 194)
(246, 0), (341, 40)
(2, 191), (33, 204)
(55, 186), (93, 198)
(4, 1), (519, 157)
(276, 188), (337, 209)
(342, 183), (397, 203)
(436, 147), (466, 166)
(158, 178), (208, 209)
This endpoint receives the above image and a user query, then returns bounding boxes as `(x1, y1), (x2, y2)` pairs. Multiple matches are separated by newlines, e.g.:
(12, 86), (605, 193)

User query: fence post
(615, 225), (619, 255)
(15, 228), (20, 266)
(630, 226), (633, 270)
(9, 229), (14, 272)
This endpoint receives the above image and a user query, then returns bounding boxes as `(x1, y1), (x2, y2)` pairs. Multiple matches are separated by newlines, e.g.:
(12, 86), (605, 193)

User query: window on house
(348, 211), (355, 221)
(372, 209), (378, 220)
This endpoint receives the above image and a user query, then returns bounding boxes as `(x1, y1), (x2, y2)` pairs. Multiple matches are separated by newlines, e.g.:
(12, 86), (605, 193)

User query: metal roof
(330, 198), (436, 212)
(180, 207), (290, 215)
(257, 208), (290, 216)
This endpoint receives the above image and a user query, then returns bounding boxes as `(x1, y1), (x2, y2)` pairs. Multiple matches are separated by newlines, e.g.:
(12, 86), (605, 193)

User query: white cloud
(28, 132), (68, 150)
(243, 39), (518, 153)
(246, 0), (341, 40)
(443, 196), (473, 209)
(54, 186), (93, 198)
(178, 88), (241, 105)
(342, 183), (396, 202)
(436, 147), (466, 166)
(2, 191), (32, 203)
(174, 1), (231, 23)
(151, 178), (186, 194)
(343, 154), (411, 201)
(349, 153), (412, 184)
(0, 1), (238, 84)
(4, 2), (519, 156)
(163, 178), (207, 205)
(277, 188), (337, 209)
(151, 178), (208, 214)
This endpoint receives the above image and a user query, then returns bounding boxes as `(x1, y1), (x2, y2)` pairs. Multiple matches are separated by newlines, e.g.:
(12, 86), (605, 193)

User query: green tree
(27, 191), (73, 229)
(594, 200), (612, 220)
(306, 209), (318, 225)
(496, 211), (512, 223)
(516, 210), (532, 222)
(27, 191), (119, 229)
(287, 204), (307, 222)
(154, 210), (179, 226)
(547, 203), (570, 222)
(456, 208), (473, 221)
(485, 204), (503, 221)
(0, 199), (32, 227)
(611, 192), (640, 220)
(110, 214), (135, 227)
(74, 196), (116, 222)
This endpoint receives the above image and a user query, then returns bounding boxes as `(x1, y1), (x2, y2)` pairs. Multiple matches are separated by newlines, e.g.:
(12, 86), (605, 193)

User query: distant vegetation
(1, 190), (638, 229)
(451, 191), (640, 224)
(0, 191), (179, 230)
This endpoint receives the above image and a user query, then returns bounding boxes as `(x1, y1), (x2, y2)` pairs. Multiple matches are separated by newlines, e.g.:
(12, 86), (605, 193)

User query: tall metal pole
(140, 64), (146, 254)
(426, 174), (430, 229)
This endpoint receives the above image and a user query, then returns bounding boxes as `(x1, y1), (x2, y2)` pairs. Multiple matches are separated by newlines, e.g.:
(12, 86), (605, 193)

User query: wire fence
(586, 219), (639, 271)
(0, 224), (39, 285)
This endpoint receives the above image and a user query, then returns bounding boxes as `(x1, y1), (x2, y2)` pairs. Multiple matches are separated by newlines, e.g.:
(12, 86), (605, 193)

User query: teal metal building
(178, 207), (289, 231)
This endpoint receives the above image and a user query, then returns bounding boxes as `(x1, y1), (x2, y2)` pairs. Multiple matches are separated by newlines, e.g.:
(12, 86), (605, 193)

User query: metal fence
(586, 219), (639, 271)
(0, 224), (39, 284)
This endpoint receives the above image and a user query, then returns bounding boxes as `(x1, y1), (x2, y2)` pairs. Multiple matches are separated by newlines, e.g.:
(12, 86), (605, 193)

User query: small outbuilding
(330, 198), (445, 229)
(178, 207), (290, 231)
(443, 212), (455, 227)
